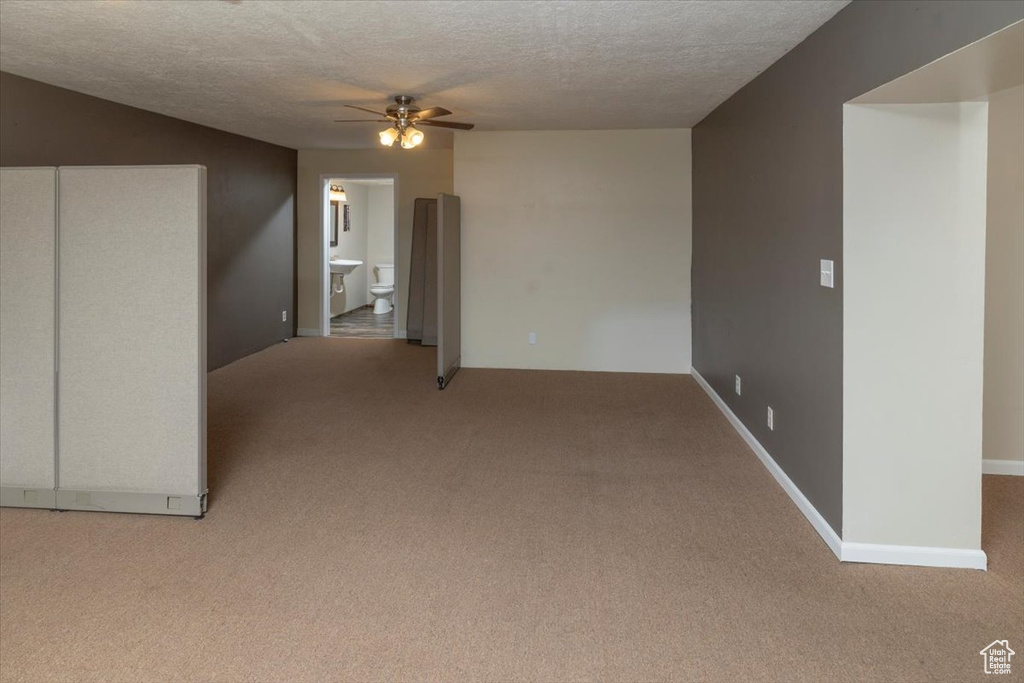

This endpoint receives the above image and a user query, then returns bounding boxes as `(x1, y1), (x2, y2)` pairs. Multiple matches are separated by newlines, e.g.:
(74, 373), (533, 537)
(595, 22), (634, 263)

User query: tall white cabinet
(0, 165), (207, 517)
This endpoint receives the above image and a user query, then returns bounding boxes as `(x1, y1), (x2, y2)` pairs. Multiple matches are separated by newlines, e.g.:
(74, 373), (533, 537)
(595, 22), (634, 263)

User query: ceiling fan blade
(344, 104), (388, 116)
(418, 120), (475, 130)
(411, 106), (452, 120)
(334, 119), (391, 123)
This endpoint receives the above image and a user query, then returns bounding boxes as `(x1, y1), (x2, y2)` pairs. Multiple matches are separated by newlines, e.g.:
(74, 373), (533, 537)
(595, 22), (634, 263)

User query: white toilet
(369, 263), (395, 314)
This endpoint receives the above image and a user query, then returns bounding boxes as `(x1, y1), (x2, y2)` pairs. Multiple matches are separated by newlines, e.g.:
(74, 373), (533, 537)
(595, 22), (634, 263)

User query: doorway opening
(321, 176), (397, 339)
(841, 21), (1023, 569)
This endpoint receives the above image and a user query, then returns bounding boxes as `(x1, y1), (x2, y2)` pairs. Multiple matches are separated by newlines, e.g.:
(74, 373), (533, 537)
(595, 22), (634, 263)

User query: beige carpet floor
(1, 338), (1021, 682)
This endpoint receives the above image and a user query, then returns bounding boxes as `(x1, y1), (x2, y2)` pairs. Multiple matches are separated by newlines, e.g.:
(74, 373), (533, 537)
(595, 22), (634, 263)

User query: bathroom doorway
(322, 176), (397, 339)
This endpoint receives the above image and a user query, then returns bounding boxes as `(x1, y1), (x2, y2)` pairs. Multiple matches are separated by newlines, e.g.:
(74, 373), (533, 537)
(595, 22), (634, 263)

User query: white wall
(329, 183), (368, 316)
(297, 148), (452, 337)
(366, 184), (395, 300)
(984, 85), (1024, 469)
(454, 129), (691, 374)
(843, 103), (989, 551)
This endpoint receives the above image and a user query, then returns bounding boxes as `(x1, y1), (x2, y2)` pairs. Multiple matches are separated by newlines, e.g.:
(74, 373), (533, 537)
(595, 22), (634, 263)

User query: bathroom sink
(329, 259), (363, 275)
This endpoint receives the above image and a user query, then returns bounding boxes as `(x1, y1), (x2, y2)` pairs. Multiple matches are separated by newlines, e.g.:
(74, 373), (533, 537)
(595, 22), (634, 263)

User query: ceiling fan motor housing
(386, 95), (420, 121)
(335, 95), (474, 142)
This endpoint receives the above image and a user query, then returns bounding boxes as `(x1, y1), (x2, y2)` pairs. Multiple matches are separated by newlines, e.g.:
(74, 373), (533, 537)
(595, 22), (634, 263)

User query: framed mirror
(329, 200), (340, 247)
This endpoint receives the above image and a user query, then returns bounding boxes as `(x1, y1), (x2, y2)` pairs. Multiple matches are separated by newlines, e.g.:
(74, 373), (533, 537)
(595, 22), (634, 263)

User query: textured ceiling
(0, 0), (849, 150)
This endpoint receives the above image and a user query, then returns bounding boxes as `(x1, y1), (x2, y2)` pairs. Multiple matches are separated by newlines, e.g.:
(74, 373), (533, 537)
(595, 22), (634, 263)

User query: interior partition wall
(407, 197), (438, 346)
(0, 168), (57, 509)
(436, 193), (462, 389)
(843, 104), (988, 562)
(0, 165), (207, 517)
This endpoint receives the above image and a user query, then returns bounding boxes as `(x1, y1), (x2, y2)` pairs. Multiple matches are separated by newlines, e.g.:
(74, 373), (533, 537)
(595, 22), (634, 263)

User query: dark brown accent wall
(0, 71), (297, 370)
(691, 1), (1024, 533)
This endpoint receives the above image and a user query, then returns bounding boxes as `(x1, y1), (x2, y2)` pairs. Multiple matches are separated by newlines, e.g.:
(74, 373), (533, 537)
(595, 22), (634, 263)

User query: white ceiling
(0, 0), (849, 150)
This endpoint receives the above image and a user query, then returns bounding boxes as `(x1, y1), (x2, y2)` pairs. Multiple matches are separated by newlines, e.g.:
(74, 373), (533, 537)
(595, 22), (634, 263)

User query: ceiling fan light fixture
(400, 127), (424, 149)
(341, 97), (469, 147)
(329, 184), (347, 202)
(379, 127), (400, 147)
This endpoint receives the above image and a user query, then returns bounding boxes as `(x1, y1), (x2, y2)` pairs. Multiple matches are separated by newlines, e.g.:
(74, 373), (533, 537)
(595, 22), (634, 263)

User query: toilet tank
(375, 263), (395, 286)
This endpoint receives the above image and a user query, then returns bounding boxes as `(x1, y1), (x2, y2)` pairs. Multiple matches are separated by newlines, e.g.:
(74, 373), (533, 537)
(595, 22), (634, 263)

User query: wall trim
(692, 367), (988, 570)
(690, 368), (843, 559)
(54, 489), (206, 517)
(3, 487), (207, 518)
(982, 459), (1024, 476)
(0, 486), (56, 509)
(841, 542), (987, 570)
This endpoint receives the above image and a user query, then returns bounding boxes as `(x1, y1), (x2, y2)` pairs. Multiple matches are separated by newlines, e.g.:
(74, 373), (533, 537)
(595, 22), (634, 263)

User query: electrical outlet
(767, 406), (775, 431)
(735, 375), (742, 395)
(528, 332), (537, 345)
(281, 310), (288, 323)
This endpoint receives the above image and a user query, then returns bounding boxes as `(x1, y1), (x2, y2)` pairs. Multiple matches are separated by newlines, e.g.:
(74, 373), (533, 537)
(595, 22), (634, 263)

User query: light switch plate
(820, 259), (834, 288)
(735, 375), (742, 395)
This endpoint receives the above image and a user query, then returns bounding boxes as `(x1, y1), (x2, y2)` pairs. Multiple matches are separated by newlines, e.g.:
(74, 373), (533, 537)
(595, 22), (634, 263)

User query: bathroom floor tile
(330, 306), (394, 339)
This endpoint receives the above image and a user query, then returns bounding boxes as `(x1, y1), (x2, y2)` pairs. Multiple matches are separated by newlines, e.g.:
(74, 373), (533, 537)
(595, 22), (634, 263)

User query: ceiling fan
(334, 95), (475, 149)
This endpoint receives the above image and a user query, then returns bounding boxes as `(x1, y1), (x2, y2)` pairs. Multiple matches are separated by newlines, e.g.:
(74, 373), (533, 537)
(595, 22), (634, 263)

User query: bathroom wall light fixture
(329, 184), (347, 202)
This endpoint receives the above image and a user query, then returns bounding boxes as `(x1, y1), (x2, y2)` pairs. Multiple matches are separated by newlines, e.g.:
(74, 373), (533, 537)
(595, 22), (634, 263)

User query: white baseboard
(690, 367), (986, 571)
(691, 368), (843, 559)
(983, 459), (1024, 476)
(841, 542), (986, 570)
